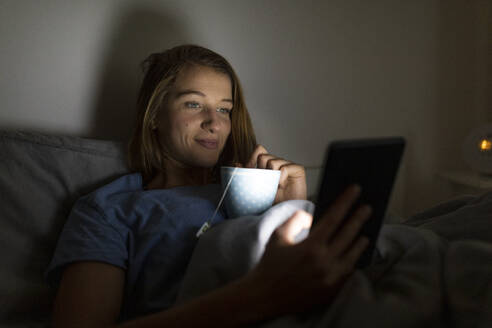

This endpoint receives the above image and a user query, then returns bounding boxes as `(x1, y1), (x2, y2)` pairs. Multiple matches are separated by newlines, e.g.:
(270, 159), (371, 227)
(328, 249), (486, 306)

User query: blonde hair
(128, 44), (257, 185)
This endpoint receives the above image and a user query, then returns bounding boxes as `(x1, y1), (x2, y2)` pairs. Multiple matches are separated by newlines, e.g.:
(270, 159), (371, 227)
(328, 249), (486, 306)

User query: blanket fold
(177, 195), (492, 327)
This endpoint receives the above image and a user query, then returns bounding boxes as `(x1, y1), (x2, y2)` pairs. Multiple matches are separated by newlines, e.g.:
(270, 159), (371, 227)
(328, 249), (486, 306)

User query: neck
(145, 160), (215, 190)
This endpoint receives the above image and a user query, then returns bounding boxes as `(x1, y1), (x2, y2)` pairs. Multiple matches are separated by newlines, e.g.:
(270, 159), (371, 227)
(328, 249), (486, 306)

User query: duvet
(176, 193), (492, 327)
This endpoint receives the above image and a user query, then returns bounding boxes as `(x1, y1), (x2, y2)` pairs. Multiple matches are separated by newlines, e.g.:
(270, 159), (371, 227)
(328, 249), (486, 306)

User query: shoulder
(78, 173), (143, 208)
(72, 175), (223, 228)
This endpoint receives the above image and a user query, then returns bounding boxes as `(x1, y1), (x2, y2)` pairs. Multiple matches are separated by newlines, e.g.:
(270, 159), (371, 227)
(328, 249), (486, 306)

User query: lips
(197, 139), (218, 149)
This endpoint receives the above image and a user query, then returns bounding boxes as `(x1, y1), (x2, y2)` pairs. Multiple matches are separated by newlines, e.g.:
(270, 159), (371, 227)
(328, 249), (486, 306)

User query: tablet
(313, 137), (405, 268)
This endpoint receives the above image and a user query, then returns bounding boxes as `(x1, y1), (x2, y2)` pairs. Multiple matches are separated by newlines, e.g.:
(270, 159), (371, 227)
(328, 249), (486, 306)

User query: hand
(238, 145), (307, 204)
(248, 185), (371, 316)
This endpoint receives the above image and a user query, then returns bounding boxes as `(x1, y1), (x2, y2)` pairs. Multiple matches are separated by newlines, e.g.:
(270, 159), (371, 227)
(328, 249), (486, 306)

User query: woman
(47, 44), (371, 327)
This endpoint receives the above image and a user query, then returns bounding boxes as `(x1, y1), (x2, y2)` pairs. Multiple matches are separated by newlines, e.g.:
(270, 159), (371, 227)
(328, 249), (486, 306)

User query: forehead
(172, 64), (232, 96)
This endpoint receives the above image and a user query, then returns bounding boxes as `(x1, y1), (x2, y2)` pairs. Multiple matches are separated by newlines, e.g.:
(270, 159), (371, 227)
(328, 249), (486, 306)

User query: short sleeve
(45, 199), (129, 288)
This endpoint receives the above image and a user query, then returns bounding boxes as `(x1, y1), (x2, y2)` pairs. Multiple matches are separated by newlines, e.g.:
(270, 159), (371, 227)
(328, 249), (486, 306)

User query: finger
(277, 163), (305, 188)
(246, 145), (268, 168)
(310, 185), (361, 242)
(234, 162), (243, 168)
(329, 204), (372, 254)
(256, 154), (278, 169)
(273, 210), (312, 245)
(263, 157), (290, 170)
(342, 236), (370, 270)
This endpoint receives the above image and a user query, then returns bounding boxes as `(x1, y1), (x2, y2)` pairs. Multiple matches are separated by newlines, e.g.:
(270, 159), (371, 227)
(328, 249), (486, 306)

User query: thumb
(274, 210), (312, 244)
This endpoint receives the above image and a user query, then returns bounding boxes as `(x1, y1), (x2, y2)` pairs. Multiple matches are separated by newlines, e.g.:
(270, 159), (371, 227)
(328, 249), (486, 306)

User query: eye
(217, 108), (232, 115)
(185, 101), (201, 109)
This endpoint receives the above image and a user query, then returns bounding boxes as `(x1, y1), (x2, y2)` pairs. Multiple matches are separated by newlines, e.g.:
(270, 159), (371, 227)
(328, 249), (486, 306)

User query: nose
(201, 107), (221, 133)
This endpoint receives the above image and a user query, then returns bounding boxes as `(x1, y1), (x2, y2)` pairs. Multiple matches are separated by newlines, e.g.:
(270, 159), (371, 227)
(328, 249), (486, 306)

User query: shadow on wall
(403, 0), (479, 216)
(88, 4), (190, 142)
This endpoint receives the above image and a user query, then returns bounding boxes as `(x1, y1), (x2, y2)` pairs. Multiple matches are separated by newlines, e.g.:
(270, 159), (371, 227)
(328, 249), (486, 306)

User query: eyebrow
(174, 89), (233, 103)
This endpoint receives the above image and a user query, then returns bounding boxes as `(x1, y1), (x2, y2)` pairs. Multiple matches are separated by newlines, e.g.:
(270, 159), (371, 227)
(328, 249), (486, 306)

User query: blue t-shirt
(45, 173), (225, 321)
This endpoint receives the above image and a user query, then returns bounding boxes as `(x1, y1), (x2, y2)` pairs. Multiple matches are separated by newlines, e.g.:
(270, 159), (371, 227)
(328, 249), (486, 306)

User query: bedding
(0, 130), (491, 327)
(177, 196), (492, 327)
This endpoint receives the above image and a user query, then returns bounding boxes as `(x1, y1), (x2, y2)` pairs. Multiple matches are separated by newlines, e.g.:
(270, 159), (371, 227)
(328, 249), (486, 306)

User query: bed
(0, 130), (491, 327)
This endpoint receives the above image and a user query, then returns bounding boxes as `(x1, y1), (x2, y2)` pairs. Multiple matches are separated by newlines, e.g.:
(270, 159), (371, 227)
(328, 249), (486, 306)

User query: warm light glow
(479, 139), (492, 151)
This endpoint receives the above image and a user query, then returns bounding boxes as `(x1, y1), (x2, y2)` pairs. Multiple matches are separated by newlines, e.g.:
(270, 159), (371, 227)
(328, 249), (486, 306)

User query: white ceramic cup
(220, 166), (281, 218)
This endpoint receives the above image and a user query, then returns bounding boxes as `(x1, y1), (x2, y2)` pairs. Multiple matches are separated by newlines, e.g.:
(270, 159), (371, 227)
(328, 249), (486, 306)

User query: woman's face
(157, 64), (233, 169)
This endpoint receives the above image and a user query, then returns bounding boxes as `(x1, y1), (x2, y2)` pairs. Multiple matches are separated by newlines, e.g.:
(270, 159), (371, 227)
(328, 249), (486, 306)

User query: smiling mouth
(197, 139), (218, 149)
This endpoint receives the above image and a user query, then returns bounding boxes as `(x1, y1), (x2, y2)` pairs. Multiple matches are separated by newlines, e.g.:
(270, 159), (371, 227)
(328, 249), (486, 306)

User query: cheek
(161, 114), (186, 142)
(169, 116), (197, 142)
(169, 112), (188, 129)
(180, 118), (195, 131)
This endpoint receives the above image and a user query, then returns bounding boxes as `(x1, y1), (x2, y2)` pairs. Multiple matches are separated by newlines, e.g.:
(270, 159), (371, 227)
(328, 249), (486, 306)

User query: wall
(0, 0), (489, 217)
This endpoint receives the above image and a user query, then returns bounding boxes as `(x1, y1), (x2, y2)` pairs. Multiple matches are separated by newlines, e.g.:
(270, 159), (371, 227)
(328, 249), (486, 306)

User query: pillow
(0, 130), (129, 326)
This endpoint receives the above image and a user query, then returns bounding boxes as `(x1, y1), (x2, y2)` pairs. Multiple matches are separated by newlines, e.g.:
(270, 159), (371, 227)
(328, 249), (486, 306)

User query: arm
(53, 261), (125, 328)
(54, 185), (370, 327)
(53, 261), (279, 328)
